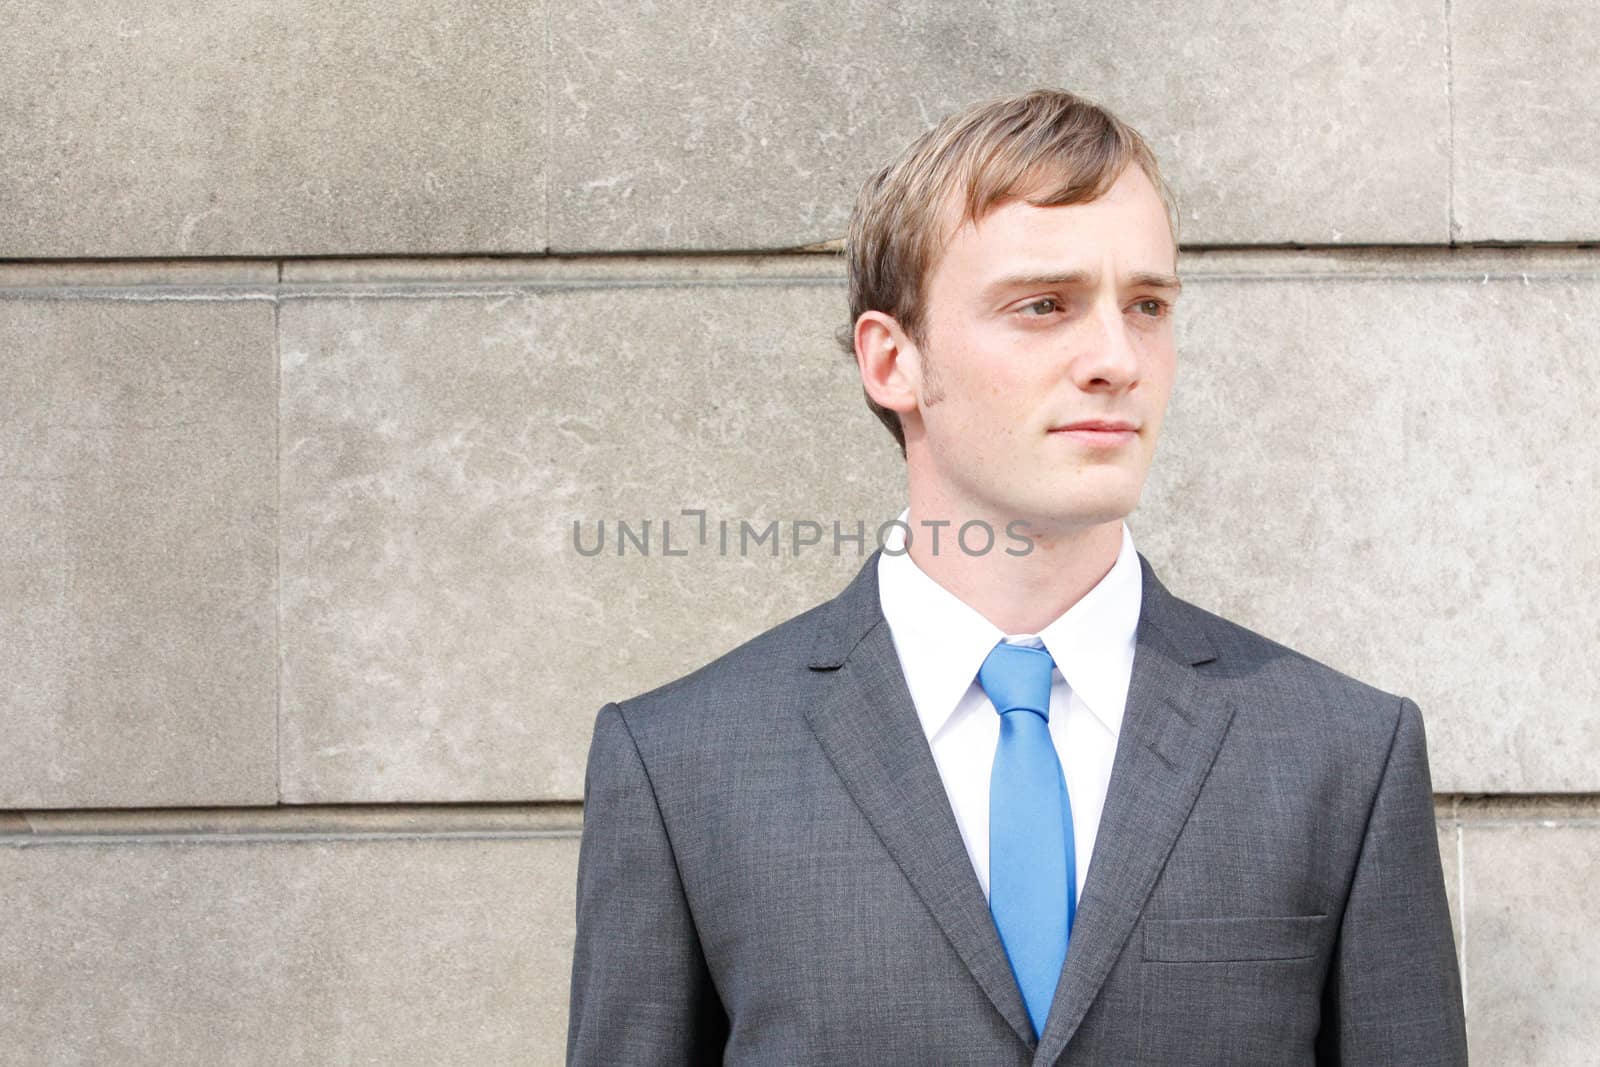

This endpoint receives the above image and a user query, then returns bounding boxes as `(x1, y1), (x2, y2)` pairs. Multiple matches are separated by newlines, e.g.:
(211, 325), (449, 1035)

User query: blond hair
(842, 89), (1178, 451)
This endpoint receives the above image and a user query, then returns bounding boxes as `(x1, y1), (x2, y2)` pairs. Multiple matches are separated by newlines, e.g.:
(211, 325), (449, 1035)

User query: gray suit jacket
(567, 551), (1468, 1065)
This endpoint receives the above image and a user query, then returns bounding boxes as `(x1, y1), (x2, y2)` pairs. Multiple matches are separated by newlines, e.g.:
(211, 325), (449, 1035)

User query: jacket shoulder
(1159, 585), (1410, 737)
(606, 589), (835, 737)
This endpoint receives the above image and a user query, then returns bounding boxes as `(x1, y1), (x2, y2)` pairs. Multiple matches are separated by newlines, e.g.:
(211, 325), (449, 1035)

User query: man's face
(902, 164), (1179, 541)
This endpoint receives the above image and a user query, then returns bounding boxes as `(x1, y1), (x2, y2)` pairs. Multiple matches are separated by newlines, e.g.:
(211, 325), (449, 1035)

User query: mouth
(1048, 419), (1140, 447)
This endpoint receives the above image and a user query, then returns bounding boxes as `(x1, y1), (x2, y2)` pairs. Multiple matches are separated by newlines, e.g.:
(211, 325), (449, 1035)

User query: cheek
(1143, 340), (1178, 391)
(931, 386), (1021, 451)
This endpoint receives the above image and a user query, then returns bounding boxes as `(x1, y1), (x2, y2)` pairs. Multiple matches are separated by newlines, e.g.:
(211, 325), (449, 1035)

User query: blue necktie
(979, 640), (1076, 1040)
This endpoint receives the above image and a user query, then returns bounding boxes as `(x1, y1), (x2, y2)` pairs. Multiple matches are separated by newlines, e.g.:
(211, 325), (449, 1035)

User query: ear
(854, 310), (924, 418)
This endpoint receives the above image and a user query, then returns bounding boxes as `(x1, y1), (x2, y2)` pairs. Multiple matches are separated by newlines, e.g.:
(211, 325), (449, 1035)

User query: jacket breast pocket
(1141, 914), (1328, 963)
(1137, 915), (1331, 1064)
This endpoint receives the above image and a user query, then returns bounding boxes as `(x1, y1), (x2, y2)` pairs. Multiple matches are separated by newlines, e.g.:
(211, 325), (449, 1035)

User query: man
(567, 90), (1467, 1065)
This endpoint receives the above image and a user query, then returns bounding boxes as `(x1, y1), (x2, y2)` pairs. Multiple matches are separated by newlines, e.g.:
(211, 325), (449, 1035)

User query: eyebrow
(983, 269), (1183, 299)
(1130, 271), (1183, 291)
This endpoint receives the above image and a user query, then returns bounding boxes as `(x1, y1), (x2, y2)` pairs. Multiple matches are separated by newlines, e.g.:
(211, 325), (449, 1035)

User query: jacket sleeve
(1315, 697), (1468, 1065)
(567, 702), (728, 1065)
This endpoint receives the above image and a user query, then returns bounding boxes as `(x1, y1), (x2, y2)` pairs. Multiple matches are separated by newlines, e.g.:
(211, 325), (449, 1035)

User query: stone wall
(3, 3), (1597, 1063)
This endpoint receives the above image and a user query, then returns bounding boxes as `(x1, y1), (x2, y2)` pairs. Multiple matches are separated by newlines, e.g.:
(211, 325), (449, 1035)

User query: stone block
(1460, 817), (1600, 1065)
(0, 294), (277, 807)
(1139, 249), (1600, 793)
(549, 0), (1448, 250)
(1453, 0), (1600, 241)
(278, 263), (904, 802)
(0, 1), (546, 257)
(0, 830), (579, 1065)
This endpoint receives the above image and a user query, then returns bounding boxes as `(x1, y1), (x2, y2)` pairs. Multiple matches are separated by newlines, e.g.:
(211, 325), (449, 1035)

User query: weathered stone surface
(0, 294), (277, 807)
(1460, 820), (1600, 1065)
(1140, 250), (1600, 794)
(278, 265), (904, 802)
(0, 1), (546, 257)
(0, 832), (579, 1066)
(1453, 0), (1600, 241)
(550, 0), (1448, 250)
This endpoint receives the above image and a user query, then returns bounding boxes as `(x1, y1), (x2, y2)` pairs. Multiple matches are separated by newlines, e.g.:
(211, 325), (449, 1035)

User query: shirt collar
(877, 510), (1142, 742)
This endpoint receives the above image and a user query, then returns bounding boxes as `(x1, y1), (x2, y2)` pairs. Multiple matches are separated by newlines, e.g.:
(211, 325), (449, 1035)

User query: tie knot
(977, 641), (1055, 721)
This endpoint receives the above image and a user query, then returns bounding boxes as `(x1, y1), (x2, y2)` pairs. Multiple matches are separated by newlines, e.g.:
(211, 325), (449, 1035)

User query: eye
(1019, 297), (1060, 316)
(1132, 298), (1169, 318)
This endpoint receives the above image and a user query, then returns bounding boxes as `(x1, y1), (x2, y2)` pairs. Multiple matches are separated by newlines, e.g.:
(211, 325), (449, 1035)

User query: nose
(1070, 295), (1141, 392)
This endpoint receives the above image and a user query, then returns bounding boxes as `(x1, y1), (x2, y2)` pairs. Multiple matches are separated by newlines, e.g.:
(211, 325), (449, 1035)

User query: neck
(902, 506), (1124, 635)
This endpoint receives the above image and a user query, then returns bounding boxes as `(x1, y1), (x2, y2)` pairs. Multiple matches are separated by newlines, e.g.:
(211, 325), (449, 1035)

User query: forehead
(928, 165), (1176, 286)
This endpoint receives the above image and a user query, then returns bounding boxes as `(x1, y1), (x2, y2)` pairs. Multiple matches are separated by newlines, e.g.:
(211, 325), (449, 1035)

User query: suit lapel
(802, 553), (1037, 1047)
(1033, 553), (1236, 1067)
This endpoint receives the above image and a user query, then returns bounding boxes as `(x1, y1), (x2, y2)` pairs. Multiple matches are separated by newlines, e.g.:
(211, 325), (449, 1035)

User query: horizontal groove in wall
(4, 796), (1600, 847)
(1448, 794), (1600, 824)
(0, 254), (845, 291)
(1, 238), (1598, 271)
(5, 246), (1600, 302)
(0, 803), (584, 845)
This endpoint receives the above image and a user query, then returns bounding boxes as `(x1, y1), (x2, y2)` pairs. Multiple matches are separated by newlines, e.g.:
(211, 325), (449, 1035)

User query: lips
(1048, 419), (1140, 449)
(1051, 419), (1138, 433)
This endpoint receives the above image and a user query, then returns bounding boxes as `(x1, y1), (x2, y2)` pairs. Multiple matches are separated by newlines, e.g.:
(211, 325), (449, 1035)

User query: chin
(1026, 475), (1140, 522)
(1009, 496), (1136, 540)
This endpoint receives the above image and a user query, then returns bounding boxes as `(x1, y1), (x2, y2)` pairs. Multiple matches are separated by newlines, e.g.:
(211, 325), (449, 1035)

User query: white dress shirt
(876, 512), (1142, 901)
